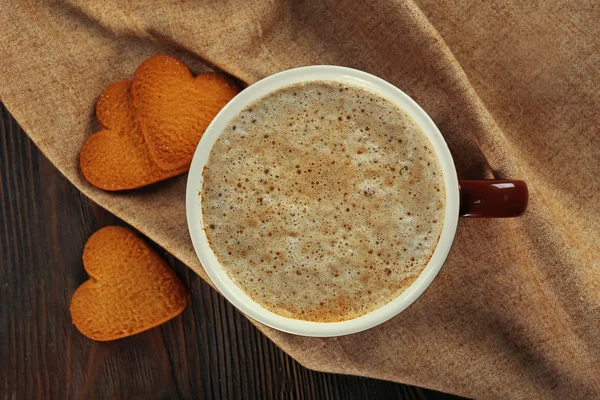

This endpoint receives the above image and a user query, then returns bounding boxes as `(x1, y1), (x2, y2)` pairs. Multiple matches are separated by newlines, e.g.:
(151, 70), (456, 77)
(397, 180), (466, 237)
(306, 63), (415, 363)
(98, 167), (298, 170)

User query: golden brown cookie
(132, 55), (241, 170)
(70, 226), (188, 341)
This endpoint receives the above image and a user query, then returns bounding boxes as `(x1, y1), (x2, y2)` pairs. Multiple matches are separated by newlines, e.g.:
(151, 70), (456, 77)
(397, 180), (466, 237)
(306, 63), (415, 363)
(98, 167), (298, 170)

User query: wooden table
(0, 104), (461, 399)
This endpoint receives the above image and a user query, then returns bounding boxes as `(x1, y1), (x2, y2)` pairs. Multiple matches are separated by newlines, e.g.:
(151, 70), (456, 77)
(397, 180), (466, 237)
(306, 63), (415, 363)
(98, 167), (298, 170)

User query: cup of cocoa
(186, 66), (528, 337)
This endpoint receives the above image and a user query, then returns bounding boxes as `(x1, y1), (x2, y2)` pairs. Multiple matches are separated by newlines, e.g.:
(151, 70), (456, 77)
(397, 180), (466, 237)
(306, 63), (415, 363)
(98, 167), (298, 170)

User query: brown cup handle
(459, 180), (528, 217)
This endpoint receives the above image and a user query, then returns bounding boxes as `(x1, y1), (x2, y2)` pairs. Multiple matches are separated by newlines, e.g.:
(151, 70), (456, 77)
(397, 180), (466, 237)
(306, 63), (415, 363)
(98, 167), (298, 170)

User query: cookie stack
(80, 55), (240, 190)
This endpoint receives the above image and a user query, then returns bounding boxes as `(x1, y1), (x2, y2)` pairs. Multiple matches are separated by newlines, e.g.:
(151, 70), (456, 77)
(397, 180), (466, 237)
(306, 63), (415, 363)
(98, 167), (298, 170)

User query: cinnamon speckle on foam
(201, 81), (445, 322)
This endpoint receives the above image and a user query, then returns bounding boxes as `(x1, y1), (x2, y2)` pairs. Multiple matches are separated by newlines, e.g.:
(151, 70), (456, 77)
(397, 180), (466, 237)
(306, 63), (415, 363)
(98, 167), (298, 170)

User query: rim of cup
(186, 65), (459, 337)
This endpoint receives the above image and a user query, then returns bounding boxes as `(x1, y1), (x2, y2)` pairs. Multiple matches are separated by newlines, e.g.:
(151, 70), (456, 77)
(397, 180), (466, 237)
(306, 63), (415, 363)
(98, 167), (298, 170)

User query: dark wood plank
(0, 103), (463, 400)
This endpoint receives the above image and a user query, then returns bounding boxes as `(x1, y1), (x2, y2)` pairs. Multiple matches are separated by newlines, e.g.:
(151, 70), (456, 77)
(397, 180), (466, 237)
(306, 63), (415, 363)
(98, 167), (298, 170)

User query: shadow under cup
(186, 65), (528, 337)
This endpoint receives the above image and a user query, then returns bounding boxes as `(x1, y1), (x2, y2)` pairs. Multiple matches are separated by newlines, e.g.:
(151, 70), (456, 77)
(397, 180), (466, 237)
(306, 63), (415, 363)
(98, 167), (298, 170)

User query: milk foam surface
(201, 81), (445, 322)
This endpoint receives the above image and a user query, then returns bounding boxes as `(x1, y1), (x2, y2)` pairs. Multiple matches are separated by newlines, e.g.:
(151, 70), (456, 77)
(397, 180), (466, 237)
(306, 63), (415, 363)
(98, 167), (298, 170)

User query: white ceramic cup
(186, 65), (524, 337)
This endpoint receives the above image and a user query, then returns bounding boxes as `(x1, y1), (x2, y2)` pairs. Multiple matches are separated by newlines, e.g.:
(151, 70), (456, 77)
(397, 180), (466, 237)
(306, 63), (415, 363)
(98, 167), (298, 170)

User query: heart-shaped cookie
(70, 226), (188, 341)
(80, 80), (188, 191)
(132, 55), (241, 170)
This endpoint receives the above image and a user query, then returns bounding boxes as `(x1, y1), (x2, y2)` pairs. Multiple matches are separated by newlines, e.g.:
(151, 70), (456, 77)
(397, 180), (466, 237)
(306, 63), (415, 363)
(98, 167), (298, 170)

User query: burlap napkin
(1, 1), (599, 398)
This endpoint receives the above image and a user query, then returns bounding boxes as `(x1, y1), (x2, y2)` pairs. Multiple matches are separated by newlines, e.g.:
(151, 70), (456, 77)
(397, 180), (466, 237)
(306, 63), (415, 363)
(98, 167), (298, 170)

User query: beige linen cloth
(1, 1), (599, 398)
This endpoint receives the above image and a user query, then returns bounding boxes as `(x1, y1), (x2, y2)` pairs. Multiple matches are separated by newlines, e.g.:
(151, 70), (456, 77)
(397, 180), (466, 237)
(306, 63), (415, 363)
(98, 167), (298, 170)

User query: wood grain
(0, 103), (462, 400)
